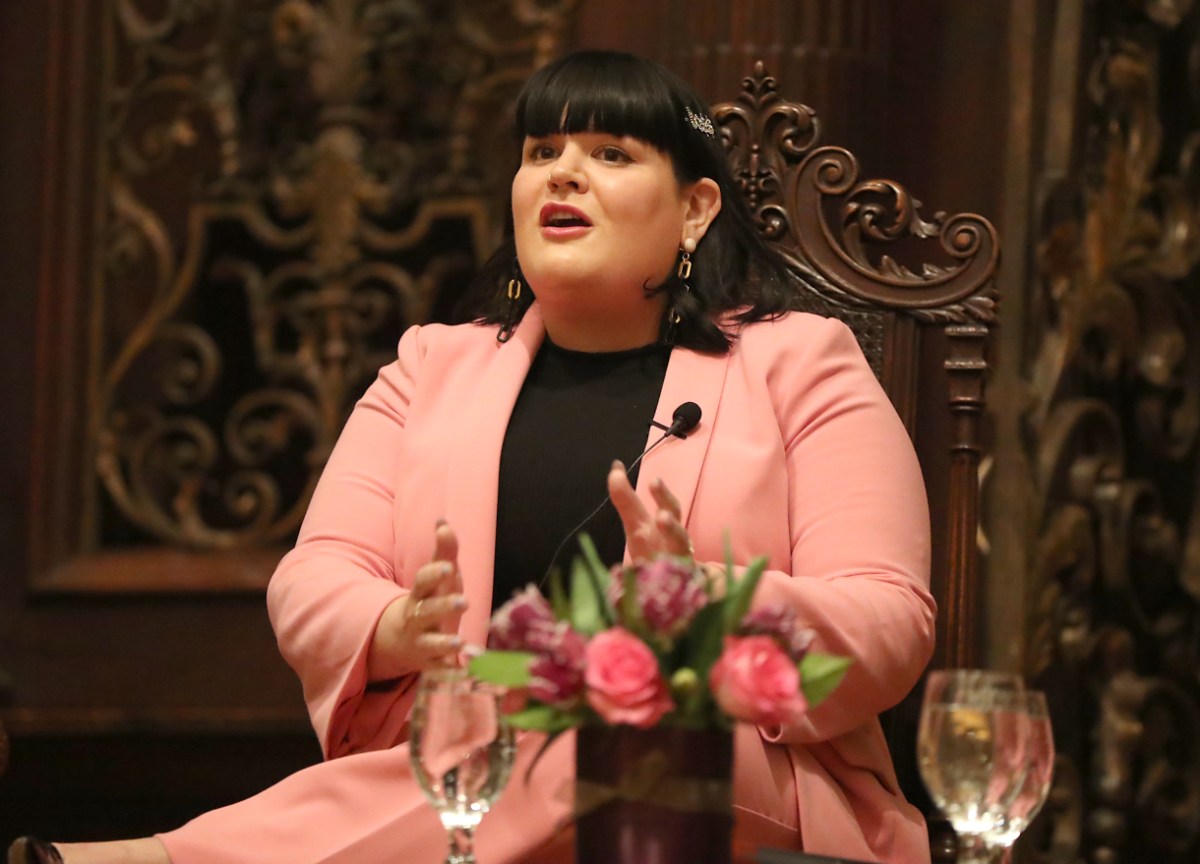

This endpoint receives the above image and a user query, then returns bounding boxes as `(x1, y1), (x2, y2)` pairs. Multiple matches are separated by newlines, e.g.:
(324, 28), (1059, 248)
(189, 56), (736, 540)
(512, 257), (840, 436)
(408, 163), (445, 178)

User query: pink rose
(584, 628), (674, 727)
(488, 584), (556, 650)
(709, 635), (806, 725)
(610, 557), (708, 639)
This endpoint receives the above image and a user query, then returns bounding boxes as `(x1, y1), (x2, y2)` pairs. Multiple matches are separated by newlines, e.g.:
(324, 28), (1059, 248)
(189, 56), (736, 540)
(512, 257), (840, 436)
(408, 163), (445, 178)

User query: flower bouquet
(468, 537), (849, 864)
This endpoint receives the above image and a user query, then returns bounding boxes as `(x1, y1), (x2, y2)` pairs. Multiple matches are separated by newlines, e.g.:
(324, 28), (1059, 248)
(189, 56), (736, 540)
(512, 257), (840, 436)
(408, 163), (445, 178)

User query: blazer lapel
(633, 345), (731, 553)
(446, 306), (545, 646)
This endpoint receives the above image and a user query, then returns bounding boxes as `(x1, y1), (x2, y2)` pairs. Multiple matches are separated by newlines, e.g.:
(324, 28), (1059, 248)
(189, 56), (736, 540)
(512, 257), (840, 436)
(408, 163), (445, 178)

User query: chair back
(713, 64), (1000, 864)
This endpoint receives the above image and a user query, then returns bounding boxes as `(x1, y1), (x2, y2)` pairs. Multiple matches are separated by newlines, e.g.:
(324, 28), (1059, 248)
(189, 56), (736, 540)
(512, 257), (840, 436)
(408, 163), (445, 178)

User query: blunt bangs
(515, 51), (692, 174)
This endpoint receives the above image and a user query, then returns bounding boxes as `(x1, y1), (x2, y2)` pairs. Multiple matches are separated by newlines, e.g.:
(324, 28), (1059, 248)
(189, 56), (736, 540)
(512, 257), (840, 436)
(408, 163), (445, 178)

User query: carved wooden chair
(713, 66), (1000, 863)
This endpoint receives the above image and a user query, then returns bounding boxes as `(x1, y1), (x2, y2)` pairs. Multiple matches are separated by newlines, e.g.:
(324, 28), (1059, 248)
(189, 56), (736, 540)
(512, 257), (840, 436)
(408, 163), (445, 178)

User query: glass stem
(957, 834), (1000, 864)
(446, 826), (476, 864)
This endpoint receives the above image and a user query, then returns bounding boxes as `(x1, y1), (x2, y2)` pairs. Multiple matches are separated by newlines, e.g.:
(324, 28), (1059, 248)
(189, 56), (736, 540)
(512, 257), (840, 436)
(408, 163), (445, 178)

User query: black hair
(458, 50), (799, 353)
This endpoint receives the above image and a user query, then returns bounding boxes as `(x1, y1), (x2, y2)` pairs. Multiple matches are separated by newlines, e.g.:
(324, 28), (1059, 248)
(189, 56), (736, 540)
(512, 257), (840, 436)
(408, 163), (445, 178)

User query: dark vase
(574, 724), (733, 864)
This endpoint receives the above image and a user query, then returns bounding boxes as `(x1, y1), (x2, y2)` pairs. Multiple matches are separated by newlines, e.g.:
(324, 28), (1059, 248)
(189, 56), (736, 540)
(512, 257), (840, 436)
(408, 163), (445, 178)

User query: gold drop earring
(497, 262), (524, 343)
(664, 238), (697, 346)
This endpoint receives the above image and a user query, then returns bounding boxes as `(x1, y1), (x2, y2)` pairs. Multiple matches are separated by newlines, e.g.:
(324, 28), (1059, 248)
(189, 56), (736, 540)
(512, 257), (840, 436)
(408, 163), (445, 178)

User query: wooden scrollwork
(714, 63), (1001, 671)
(83, 0), (578, 556)
(1021, 5), (1200, 861)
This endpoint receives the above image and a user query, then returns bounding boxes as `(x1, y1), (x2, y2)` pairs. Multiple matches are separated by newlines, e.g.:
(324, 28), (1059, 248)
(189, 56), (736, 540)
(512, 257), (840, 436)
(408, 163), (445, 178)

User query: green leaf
(800, 652), (852, 708)
(467, 650), (535, 687)
(579, 534), (614, 609)
(504, 704), (577, 732)
(548, 568), (571, 621)
(677, 600), (727, 718)
(570, 535), (613, 634)
(569, 557), (604, 635)
(619, 566), (642, 632)
(723, 555), (767, 632)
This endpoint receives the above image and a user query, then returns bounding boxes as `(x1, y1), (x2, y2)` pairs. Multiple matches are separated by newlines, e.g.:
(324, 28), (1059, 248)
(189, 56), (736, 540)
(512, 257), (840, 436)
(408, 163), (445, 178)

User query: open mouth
(540, 204), (592, 228)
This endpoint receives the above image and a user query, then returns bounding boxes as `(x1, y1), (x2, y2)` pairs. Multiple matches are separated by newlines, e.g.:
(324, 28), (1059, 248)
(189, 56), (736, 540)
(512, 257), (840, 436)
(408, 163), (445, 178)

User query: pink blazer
(266, 304), (935, 863)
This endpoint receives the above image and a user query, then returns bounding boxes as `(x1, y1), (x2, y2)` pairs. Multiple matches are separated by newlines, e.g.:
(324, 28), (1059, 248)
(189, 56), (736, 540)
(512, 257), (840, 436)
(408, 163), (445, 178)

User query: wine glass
(917, 669), (1028, 864)
(410, 668), (517, 864)
(985, 690), (1055, 861)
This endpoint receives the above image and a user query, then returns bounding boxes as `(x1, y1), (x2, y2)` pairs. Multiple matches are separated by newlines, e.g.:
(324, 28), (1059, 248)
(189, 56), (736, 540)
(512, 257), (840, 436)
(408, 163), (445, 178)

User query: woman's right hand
(366, 521), (468, 682)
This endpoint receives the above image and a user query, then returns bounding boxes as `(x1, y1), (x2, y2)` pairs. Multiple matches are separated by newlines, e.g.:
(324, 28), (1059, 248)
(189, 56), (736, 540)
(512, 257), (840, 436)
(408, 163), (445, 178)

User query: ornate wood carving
(714, 64), (1000, 672)
(1020, 3), (1200, 862)
(29, 0), (577, 590)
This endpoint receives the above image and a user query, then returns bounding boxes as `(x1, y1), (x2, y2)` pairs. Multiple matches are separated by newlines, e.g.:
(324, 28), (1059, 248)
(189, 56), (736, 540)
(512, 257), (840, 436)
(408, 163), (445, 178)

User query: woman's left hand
(607, 460), (693, 561)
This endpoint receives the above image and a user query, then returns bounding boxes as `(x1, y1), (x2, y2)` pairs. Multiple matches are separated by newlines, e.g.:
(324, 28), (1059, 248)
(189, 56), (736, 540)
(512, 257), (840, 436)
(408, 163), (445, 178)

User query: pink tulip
(611, 557), (708, 639)
(709, 635), (806, 725)
(584, 628), (674, 727)
(488, 584), (556, 650)
(527, 624), (587, 707)
(739, 605), (815, 660)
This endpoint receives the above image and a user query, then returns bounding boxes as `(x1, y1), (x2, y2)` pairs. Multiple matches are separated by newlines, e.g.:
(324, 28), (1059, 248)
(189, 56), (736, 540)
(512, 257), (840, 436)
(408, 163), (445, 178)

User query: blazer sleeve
(266, 324), (426, 760)
(749, 316), (936, 745)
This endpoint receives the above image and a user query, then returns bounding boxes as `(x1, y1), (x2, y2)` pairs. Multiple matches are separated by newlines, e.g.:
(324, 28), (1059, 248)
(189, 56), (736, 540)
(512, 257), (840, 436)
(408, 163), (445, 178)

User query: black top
(493, 339), (671, 610)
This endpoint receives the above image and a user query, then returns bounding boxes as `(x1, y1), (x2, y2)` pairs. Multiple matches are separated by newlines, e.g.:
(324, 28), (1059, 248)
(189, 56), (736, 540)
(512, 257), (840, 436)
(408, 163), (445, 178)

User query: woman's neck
(537, 296), (667, 352)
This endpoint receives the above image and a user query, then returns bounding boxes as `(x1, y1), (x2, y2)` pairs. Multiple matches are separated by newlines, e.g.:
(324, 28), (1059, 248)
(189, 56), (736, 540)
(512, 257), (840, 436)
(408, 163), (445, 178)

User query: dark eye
(526, 141), (557, 161)
(596, 145), (631, 164)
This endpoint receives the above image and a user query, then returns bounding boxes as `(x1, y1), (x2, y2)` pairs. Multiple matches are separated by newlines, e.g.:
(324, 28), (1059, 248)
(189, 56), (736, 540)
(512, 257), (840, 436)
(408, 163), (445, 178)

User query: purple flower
(488, 584), (556, 650)
(527, 624), (588, 707)
(738, 604), (815, 660)
(612, 557), (708, 639)
(488, 584), (588, 707)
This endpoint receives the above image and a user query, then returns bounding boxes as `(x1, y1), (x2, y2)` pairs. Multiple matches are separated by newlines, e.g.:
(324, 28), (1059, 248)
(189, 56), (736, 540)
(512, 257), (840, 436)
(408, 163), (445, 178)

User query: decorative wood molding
(714, 63), (1001, 671)
(28, 0), (578, 592)
(1020, 3), (1200, 860)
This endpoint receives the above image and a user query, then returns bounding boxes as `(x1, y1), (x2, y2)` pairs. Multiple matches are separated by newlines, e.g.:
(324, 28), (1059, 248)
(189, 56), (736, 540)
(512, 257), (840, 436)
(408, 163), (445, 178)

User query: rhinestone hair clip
(685, 105), (715, 138)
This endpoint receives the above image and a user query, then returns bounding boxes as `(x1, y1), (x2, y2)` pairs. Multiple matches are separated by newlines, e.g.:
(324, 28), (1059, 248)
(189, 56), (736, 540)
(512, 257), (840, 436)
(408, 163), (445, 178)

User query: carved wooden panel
(1017, 2), (1200, 862)
(28, 0), (578, 593)
(714, 65), (999, 673)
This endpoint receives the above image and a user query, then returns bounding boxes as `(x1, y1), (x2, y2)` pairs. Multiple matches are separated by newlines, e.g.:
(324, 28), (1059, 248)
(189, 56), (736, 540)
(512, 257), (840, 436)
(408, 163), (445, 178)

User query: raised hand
(367, 521), (468, 682)
(607, 460), (693, 562)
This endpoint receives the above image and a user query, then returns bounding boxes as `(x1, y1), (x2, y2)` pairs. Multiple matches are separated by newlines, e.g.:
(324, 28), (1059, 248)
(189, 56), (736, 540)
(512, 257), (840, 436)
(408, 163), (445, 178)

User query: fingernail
(439, 563), (454, 576)
(453, 596), (467, 610)
(435, 518), (447, 528)
(611, 460), (624, 471)
(462, 643), (484, 658)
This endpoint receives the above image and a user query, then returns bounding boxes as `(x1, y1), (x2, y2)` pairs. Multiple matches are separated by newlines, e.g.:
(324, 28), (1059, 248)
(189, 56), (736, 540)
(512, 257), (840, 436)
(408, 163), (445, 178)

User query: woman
(12, 50), (934, 864)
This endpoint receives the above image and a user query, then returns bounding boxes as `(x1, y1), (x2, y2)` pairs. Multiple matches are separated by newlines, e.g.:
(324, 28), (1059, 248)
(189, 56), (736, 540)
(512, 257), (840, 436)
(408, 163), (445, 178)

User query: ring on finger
(412, 598), (426, 619)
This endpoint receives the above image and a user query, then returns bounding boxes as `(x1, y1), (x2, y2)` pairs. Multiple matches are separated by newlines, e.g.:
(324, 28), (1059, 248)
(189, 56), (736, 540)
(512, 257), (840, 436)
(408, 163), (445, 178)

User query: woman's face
(511, 131), (702, 337)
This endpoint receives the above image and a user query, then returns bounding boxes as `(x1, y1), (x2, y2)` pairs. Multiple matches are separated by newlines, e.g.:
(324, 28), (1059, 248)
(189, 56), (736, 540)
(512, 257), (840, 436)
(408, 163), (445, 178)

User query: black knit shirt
(492, 339), (671, 610)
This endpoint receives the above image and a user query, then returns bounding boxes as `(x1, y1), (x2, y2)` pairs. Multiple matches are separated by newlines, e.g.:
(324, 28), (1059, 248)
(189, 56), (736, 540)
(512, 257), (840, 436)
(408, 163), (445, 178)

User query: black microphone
(539, 401), (703, 585)
(654, 401), (702, 439)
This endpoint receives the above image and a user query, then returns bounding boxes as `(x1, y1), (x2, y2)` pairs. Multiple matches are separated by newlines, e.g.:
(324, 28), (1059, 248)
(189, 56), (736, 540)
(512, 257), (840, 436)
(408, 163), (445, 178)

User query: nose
(547, 150), (588, 193)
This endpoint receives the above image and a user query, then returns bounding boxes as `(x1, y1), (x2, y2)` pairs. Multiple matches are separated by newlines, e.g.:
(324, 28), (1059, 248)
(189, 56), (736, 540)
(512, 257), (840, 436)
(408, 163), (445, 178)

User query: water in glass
(410, 669), (516, 864)
(987, 691), (1055, 854)
(917, 670), (1029, 864)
